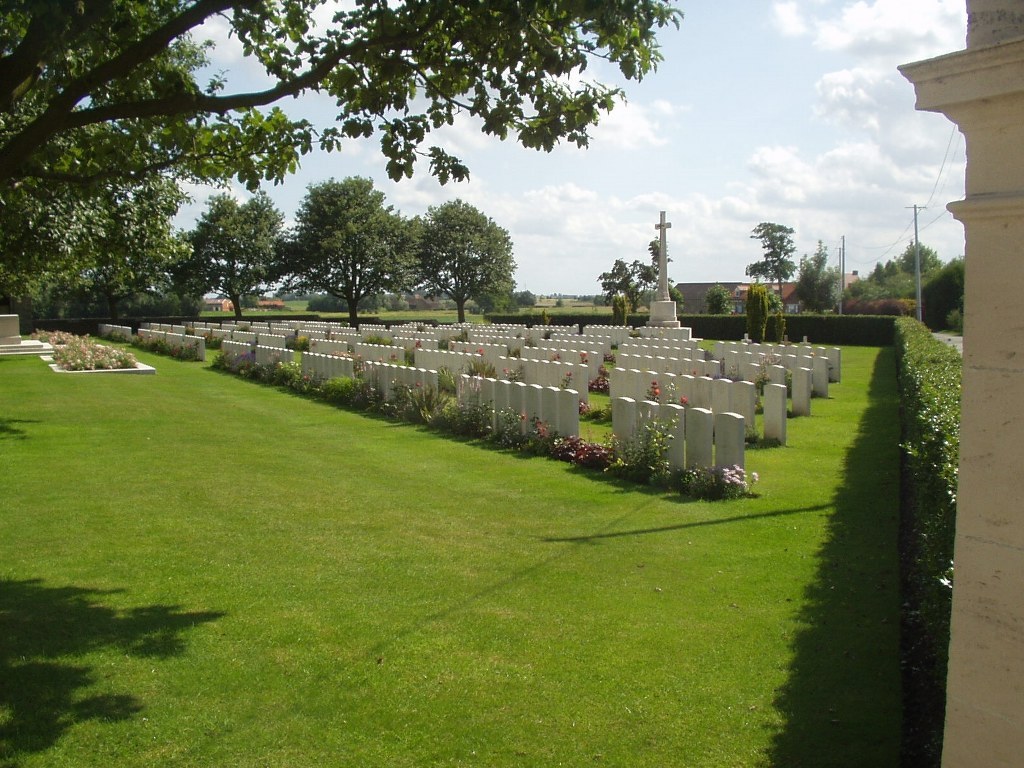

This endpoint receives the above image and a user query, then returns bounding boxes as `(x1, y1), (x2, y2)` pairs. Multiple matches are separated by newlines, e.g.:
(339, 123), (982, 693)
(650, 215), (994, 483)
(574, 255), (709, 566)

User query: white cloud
(587, 97), (683, 151)
(773, 2), (809, 37)
(812, 0), (965, 63)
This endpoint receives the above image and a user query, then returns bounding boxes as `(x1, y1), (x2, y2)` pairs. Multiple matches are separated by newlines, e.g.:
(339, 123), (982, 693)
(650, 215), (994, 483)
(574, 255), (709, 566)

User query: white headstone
(712, 377), (732, 414)
(662, 403), (686, 470)
(792, 367), (812, 417)
(612, 397), (639, 443)
(812, 356), (830, 398)
(764, 383), (788, 445)
(730, 380), (758, 436)
(714, 412), (746, 469)
(686, 407), (714, 468)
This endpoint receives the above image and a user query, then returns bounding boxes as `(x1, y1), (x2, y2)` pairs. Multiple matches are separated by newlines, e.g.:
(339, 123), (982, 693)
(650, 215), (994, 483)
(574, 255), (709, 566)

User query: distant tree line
(29, 176), (519, 324)
(609, 220), (964, 332)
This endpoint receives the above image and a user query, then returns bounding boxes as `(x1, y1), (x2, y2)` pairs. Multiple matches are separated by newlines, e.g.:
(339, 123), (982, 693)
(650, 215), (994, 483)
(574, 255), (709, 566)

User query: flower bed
(38, 332), (151, 373)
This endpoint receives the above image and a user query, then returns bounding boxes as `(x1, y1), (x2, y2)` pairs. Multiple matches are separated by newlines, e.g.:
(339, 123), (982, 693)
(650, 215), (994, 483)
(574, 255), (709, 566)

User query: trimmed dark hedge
(37, 311), (897, 346)
(483, 313), (590, 329)
(30, 314), (390, 336)
(779, 314), (896, 346)
(894, 317), (960, 762)
(485, 312), (897, 346)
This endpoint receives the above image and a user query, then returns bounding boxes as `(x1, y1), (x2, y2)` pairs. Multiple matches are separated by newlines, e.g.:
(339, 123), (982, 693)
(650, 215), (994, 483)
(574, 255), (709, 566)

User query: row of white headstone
(713, 341), (841, 382)
(411, 347), (591, 404)
(611, 398), (748, 470)
(456, 375), (581, 437)
(164, 322), (836, 466)
(218, 338), (760, 471)
(101, 324), (207, 361)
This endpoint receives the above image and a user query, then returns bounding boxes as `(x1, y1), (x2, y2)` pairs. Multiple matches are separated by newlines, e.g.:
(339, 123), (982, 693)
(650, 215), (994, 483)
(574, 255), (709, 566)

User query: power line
(858, 129), (963, 261)
(851, 224), (911, 262)
(925, 126), (960, 209)
(908, 204), (924, 322)
(920, 205), (953, 232)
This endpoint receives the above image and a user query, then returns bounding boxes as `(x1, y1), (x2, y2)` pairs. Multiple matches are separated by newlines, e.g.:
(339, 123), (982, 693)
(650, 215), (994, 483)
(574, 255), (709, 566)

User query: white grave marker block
(612, 397), (639, 443)
(764, 383), (788, 445)
(740, 361), (762, 383)
(493, 380), (512, 430)
(526, 384), (544, 427)
(792, 368), (812, 417)
(512, 382), (529, 434)
(686, 407), (714, 468)
(812, 356), (829, 398)
(678, 374), (695, 407)
(692, 376), (713, 410)
(827, 347), (842, 383)
(661, 403), (686, 470)
(712, 378), (732, 414)
(541, 386), (560, 430)
(714, 412), (746, 469)
(730, 380), (758, 435)
(556, 388), (580, 437)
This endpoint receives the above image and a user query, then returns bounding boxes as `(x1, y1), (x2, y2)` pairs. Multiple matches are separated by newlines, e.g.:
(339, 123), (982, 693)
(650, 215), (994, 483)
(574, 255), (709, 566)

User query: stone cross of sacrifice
(655, 210), (672, 302)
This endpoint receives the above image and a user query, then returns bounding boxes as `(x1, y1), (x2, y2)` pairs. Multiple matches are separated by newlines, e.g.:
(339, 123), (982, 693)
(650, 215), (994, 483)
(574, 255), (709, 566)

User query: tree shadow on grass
(765, 348), (903, 767)
(540, 503), (833, 545)
(0, 419), (38, 440)
(0, 578), (224, 766)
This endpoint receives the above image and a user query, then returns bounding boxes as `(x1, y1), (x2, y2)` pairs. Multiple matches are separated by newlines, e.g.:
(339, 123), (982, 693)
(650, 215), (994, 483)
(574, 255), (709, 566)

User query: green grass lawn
(0, 345), (901, 767)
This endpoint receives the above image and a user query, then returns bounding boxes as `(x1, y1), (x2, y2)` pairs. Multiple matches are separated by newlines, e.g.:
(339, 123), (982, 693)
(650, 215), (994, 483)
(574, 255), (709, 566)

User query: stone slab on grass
(46, 359), (156, 375)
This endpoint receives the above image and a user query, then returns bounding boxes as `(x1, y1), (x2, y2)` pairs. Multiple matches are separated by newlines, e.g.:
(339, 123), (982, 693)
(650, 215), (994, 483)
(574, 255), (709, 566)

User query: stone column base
(647, 300), (680, 328)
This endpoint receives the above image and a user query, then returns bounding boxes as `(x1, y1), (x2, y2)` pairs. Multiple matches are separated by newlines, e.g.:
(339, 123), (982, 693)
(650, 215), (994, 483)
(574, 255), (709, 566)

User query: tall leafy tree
(845, 241), (944, 304)
(281, 177), (415, 326)
(598, 259), (656, 313)
(416, 200), (516, 324)
(747, 222), (797, 309)
(898, 240), (943, 276)
(180, 192), (284, 319)
(704, 283), (733, 314)
(795, 240), (840, 313)
(922, 257), (964, 330)
(746, 283), (770, 343)
(82, 180), (189, 319)
(2, 175), (187, 310)
(0, 1), (680, 192)
(0, 180), (102, 298)
(1, 0), (681, 317)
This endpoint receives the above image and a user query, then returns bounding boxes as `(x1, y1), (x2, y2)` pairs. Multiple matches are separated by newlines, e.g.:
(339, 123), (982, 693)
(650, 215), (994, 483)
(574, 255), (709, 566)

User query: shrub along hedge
(894, 316), (960, 754)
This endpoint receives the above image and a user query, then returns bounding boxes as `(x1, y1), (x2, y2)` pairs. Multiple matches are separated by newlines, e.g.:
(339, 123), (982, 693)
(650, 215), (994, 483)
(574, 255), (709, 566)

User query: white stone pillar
(901, 6), (1024, 764)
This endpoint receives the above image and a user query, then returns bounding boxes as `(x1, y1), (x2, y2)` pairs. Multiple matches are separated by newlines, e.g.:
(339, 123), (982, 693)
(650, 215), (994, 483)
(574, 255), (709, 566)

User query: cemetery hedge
(484, 312), (896, 346)
(894, 316), (961, 763)
(35, 312), (895, 347)
(32, 315), (378, 336)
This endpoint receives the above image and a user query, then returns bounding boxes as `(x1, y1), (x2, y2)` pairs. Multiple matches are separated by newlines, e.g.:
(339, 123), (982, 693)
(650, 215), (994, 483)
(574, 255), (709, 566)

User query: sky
(175, 0), (969, 296)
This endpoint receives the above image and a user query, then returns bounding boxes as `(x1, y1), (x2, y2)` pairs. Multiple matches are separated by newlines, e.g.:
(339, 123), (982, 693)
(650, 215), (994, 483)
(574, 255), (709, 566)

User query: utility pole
(909, 204), (924, 322)
(838, 235), (845, 315)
